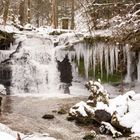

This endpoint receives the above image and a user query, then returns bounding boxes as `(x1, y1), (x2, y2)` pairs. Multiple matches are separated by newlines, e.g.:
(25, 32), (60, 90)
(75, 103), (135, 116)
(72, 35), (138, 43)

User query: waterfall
(9, 36), (60, 94)
(0, 32), (139, 95)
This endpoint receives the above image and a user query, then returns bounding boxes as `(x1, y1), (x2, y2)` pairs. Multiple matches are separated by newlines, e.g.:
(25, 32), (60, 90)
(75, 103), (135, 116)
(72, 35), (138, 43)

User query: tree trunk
(52, 0), (58, 29)
(3, 0), (10, 26)
(27, 0), (31, 23)
(19, 0), (26, 26)
(71, 0), (74, 30)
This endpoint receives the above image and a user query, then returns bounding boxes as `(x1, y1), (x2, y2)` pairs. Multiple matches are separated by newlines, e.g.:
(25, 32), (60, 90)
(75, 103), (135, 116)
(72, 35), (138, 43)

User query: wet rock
(83, 131), (96, 140)
(52, 110), (57, 113)
(94, 110), (111, 123)
(42, 114), (55, 119)
(58, 108), (67, 115)
(66, 116), (75, 121)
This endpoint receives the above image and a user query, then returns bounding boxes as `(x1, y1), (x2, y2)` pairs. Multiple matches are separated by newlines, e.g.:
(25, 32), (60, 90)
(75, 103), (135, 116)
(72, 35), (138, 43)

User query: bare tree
(27, 0), (31, 23)
(52, 0), (58, 28)
(71, 0), (74, 29)
(19, 0), (26, 26)
(3, 0), (10, 25)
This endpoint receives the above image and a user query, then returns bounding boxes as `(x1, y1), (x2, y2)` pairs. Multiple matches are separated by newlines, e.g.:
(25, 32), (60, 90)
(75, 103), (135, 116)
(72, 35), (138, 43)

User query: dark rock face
(57, 55), (73, 84)
(0, 65), (12, 95)
(57, 55), (73, 94)
(42, 114), (55, 119)
(94, 110), (111, 123)
(0, 30), (14, 50)
(67, 116), (75, 121)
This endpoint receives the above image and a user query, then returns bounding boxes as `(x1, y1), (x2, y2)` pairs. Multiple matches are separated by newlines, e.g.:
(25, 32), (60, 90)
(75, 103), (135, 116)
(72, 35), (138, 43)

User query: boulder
(85, 80), (109, 107)
(94, 110), (111, 123)
(83, 131), (96, 140)
(58, 108), (67, 115)
(42, 114), (55, 120)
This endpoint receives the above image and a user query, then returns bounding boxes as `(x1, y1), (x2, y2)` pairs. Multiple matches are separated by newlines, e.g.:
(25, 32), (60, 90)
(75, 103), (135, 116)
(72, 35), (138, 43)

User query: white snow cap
(0, 84), (6, 95)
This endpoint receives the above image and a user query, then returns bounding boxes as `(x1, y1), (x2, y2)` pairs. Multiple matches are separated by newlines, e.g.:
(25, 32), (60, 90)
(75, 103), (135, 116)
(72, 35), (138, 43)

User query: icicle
(104, 46), (109, 79)
(83, 43), (90, 79)
(115, 46), (119, 70)
(137, 52), (140, 82)
(93, 45), (97, 78)
(68, 51), (76, 62)
(109, 46), (115, 74)
(125, 45), (131, 83)
(74, 43), (83, 66)
(99, 43), (104, 78)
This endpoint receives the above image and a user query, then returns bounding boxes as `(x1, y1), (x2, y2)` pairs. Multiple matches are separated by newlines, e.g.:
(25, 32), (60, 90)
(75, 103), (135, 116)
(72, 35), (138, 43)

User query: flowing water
(0, 31), (140, 95)
(0, 31), (140, 139)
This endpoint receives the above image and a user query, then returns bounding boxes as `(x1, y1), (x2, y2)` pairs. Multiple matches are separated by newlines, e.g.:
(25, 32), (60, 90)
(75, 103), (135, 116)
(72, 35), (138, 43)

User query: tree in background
(27, 0), (31, 23)
(71, 0), (74, 29)
(18, 0), (26, 26)
(3, 0), (10, 26)
(32, 0), (51, 27)
(52, 0), (58, 28)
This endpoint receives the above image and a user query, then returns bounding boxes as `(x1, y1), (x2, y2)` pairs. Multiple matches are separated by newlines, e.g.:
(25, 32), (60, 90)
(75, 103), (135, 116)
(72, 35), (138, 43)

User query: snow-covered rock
(69, 80), (140, 137)
(0, 84), (6, 95)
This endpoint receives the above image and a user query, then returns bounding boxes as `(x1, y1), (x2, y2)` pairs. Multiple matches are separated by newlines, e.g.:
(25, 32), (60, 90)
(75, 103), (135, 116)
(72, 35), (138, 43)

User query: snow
(0, 123), (57, 140)
(22, 134), (57, 140)
(101, 122), (122, 138)
(0, 84), (6, 95)
(70, 81), (140, 135)
(70, 101), (94, 117)
(0, 132), (15, 140)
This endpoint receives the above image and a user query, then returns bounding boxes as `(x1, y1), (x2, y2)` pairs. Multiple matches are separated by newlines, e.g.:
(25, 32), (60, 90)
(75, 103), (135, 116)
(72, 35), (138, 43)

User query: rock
(99, 122), (122, 138)
(66, 116), (75, 121)
(85, 80), (109, 107)
(42, 114), (55, 119)
(83, 131), (96, 140)
(94, 110), (111, 123)
(0, 84), (6, 95)
(58, 108), (67, 114)
(111, 111), (131, 133)
(17, 133), (21, 140)
(0, 96), (2, 113)
(69, 101), (95, 124)
(52, 110), (57, 113)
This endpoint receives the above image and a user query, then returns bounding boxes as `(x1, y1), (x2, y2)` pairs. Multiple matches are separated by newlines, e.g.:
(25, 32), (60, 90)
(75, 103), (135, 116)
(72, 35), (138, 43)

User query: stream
(0, 30), (139, 140)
